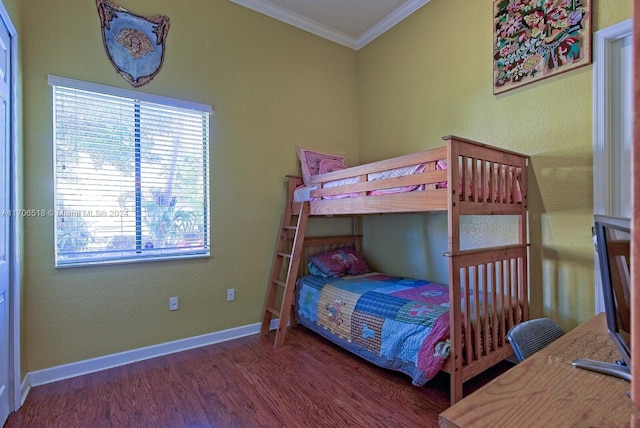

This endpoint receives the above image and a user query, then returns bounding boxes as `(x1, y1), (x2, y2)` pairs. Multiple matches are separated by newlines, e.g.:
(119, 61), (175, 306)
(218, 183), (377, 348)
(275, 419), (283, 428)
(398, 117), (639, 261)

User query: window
(49, 76), (211, 267)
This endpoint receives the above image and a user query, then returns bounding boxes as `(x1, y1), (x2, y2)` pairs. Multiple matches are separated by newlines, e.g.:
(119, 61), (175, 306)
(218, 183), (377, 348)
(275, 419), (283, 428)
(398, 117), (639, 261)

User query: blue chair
(507, 318), (565, 362)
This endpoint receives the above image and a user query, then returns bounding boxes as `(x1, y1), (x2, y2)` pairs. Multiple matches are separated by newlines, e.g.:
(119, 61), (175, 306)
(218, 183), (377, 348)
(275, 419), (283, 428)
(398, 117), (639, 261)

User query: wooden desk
(440, 314), (639, 427)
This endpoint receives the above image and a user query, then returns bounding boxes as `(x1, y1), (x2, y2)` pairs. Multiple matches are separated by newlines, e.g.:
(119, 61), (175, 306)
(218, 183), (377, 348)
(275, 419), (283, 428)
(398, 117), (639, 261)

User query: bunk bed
(261, 135), (529, 405)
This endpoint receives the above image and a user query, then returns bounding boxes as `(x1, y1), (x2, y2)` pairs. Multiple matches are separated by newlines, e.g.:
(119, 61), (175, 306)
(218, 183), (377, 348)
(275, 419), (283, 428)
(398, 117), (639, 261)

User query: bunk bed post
(445, 137), (461, 255)
(519, 159), (530, 322)
(445, 136), (464, 404)
(352, 215), (362, 255)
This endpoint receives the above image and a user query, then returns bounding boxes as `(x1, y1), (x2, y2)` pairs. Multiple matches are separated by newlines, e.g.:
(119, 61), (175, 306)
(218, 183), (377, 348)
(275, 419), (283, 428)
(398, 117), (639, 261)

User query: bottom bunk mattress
(295, 272), (452, 386)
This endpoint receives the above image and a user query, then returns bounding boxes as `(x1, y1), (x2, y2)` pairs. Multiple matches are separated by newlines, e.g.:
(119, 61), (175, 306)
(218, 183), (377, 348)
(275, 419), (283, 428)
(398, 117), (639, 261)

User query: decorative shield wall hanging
(96, 0), (170, 87)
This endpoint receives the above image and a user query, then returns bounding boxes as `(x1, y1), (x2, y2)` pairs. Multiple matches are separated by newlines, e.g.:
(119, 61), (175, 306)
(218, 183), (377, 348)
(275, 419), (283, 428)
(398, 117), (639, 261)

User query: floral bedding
(293, 164), (426, 202)
(295, 272), (452, 386)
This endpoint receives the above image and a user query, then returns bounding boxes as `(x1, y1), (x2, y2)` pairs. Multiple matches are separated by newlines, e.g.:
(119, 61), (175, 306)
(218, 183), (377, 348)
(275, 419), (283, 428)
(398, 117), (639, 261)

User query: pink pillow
(308, 247), (370, 277)
(319, 158), (347, 174)
(297, 146), (346, 184)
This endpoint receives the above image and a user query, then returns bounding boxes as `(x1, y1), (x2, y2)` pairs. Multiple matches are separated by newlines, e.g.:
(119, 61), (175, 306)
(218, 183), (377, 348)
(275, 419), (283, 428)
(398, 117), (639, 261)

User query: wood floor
(5, 326), (513, 428)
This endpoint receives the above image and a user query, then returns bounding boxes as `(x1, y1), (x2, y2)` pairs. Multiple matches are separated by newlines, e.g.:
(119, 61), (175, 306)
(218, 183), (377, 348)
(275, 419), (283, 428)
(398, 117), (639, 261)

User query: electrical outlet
(169, 296), (179, 311)
(226, 289), (235, 301)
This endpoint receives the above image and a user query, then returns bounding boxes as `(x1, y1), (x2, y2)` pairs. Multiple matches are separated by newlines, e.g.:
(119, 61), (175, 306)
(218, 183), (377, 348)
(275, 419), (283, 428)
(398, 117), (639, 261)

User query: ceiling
(229, 0), (431, 50)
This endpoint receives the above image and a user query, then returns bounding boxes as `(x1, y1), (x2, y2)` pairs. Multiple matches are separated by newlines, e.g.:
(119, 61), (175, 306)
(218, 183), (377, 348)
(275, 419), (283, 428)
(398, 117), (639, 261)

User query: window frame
(49, 75), (212, 267)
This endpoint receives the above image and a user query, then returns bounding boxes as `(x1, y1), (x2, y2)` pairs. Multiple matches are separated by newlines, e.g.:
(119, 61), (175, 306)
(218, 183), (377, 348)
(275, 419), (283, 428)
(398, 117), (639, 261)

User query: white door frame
(593, 19), (633, 313)
(0, 0), (19, 414)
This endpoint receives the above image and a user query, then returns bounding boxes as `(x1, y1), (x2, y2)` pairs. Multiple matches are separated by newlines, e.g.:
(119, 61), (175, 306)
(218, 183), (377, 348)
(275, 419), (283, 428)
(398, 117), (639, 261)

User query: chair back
(507, 318), (565, 362)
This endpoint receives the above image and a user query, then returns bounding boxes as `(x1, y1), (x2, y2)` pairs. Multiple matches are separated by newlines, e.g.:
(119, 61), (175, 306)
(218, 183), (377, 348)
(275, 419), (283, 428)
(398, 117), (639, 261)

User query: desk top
(440, 313), (639, 427)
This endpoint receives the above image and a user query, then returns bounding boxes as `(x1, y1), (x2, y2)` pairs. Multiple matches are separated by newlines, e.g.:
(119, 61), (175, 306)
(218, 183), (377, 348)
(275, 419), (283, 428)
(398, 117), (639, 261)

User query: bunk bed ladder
(260, 200), (310, 347)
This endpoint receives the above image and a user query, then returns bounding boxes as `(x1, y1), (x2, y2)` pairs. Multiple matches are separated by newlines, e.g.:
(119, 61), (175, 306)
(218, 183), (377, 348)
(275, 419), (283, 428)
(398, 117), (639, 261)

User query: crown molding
(229, 0), (357, 49)
(357, 0), (431, 49)
(229, 0), (430, 51)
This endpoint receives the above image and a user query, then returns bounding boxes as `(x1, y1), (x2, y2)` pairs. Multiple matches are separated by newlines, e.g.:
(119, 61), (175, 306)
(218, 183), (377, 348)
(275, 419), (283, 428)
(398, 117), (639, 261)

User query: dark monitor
(572, 215), (631, 382)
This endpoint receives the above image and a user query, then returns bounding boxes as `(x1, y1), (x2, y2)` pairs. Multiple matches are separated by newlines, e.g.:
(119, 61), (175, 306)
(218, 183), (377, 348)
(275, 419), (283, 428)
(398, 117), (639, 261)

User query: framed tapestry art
(493, 0), (591, 94)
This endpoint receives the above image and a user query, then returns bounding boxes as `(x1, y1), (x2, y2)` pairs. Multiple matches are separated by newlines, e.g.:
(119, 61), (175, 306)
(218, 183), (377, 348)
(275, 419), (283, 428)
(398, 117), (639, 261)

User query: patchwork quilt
(295, 272), (452, 386)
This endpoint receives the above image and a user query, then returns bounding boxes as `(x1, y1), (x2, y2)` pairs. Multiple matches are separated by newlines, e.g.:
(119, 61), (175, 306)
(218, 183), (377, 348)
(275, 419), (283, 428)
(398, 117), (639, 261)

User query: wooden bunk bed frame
(261, 135), (529, 404)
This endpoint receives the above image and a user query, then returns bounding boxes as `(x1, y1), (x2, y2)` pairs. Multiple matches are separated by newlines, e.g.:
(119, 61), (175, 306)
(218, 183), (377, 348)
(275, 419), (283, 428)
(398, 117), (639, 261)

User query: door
(0, 6), (11, 424)
(593, 19), (633, 312)
(609, 33), (632, 217)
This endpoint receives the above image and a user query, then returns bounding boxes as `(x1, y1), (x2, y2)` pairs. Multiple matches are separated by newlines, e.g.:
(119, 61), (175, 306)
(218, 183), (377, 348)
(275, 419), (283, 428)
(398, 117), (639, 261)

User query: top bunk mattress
(293, 136), (527, 215)
(293, 163), (429, 202)
(294, 161), (523, 207)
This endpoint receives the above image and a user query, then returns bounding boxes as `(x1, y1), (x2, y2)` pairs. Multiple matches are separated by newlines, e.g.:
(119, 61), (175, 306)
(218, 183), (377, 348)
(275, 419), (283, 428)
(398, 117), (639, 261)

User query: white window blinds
(49, 76), (211, 267)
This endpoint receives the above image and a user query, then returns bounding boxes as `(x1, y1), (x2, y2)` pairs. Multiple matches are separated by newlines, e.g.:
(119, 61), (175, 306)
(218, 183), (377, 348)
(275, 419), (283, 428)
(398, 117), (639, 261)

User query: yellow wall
(19, 0), (358, 372)
(357, 0), (632, 328)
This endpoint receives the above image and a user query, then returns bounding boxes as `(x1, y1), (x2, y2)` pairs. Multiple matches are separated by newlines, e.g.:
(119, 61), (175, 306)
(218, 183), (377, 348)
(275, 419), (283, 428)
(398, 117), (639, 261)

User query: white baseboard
(20, 319), (279, 405)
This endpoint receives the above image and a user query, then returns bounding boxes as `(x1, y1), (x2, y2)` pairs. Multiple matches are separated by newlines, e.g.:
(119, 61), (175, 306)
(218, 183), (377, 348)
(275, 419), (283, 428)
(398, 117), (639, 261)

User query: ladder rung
(266, 306), (280, 316)
(261, 200), (309, 345)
